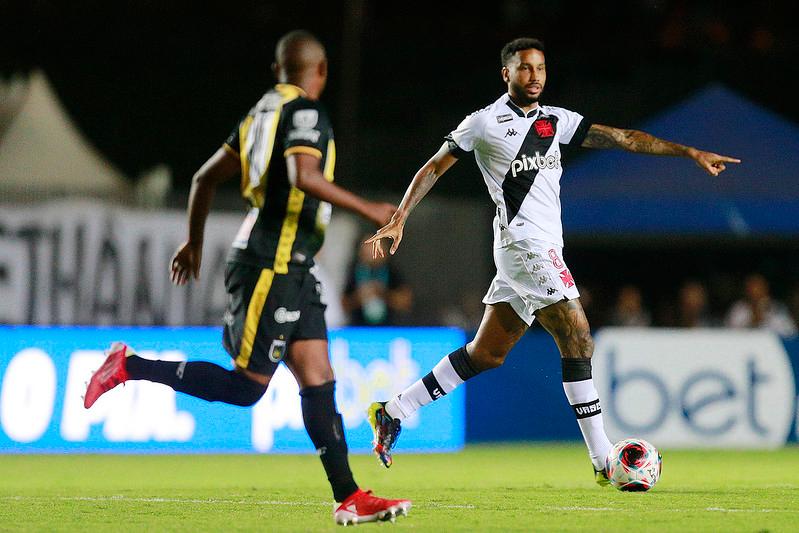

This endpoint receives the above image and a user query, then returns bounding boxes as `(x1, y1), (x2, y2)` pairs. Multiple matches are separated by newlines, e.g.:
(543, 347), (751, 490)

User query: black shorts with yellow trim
(222, 261), (327, 376)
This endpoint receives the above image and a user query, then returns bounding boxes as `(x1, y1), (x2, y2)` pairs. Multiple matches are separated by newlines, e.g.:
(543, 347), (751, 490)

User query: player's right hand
(170, 241), (202, 285)
(365, 216), (405, 258)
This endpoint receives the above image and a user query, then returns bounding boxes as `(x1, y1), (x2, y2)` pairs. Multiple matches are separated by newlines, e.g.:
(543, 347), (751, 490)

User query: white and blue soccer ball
(605, 438), (662, 492)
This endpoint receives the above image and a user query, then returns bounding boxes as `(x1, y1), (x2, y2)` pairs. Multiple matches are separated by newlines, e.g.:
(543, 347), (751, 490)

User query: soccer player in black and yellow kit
(84, 30), (410, 526)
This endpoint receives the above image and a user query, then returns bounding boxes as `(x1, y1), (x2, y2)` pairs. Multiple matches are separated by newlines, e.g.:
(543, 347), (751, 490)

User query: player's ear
(318, 58), (328, 79)
(501, 66), (510, 83)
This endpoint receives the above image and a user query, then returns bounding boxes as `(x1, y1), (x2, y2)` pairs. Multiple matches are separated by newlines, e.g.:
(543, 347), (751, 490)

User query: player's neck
(281, 76), (323, 100)
(507, 93), (539, 114)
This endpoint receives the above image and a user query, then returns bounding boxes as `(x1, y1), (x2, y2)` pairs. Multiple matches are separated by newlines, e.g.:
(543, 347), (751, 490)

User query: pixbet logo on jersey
(510, 151), (561, 178)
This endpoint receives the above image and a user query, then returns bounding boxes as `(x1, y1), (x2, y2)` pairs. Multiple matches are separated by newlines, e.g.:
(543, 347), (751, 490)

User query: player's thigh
(284, 270), (332, 388)
(285, 339), (334, 388)
(222, 264), (304, 376)
(534, 298), (593, 357)
(467, 302), (528, 369)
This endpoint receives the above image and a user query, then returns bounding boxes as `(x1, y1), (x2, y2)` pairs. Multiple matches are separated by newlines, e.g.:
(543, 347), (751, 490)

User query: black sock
(300, 381), (358, 502)
(561, 357), (592, 382)
(126, 356), (266, 406)
(448, 346), (482, 380)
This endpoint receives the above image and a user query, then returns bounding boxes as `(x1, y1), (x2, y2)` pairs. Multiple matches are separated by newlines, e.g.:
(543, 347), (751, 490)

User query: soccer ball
(605, 438), (662, 492)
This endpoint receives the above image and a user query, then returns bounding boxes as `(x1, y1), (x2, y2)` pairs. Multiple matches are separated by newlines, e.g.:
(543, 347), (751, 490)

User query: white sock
(385, 353), (466, 420)
(563, 378), (613, 470)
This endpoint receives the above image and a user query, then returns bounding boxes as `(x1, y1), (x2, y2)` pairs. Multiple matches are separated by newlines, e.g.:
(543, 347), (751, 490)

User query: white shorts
(483, 239), (580, 325)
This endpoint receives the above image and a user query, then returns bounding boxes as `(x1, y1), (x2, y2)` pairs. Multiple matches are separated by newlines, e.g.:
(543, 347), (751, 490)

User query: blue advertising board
(0, 326), (465, 454)
(467, 329), (799, 447)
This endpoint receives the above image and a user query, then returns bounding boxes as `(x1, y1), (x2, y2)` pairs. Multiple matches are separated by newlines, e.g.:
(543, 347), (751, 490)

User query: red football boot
(83, 342), (134, 408)
(333, 488), (411, 526)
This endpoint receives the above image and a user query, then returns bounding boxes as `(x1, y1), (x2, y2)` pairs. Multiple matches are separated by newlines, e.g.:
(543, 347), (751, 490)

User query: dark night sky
(3, 0), (798, 202)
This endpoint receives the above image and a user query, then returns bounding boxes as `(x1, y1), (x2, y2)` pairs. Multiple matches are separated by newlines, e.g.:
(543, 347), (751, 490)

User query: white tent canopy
(0, 70), (132, 203)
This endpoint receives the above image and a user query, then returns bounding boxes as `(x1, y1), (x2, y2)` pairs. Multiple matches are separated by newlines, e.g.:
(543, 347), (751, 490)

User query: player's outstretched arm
(365, 143), (458, 258)
(287, 153), (396, 226)
(582, 124), (741, 176)
(171, 147), (240, 285)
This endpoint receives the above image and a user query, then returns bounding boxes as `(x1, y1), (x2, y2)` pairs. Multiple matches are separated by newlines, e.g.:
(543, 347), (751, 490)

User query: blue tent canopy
(561, 85), (799, 237)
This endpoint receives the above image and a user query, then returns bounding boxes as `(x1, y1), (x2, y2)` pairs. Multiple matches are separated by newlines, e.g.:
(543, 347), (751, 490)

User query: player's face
(503, 48), (546, 106)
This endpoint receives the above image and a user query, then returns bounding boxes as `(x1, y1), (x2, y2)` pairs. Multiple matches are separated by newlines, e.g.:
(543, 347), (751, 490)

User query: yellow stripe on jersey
(323, 138), (336, 182)
(240, 84), (306, 208)
(235, 268), (275, 369)
(284, 146), (323, 159)
(223, 143), (240, 159)
(238, 116), (255, 204)
(273, 187), (306, 274)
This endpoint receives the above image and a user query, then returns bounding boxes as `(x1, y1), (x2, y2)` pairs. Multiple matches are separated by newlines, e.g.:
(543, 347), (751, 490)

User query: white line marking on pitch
(550, 506), (799, 514)
(551, 507), (617, 512)
(704, 507), (799, 513)
(1, 495), (473, 509)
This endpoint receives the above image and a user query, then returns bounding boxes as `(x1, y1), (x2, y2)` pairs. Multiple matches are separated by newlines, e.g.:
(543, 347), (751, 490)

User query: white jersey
(447, 93), (590, 247)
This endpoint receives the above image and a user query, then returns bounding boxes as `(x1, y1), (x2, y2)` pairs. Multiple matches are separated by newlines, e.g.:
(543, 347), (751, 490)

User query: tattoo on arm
(582, 124), (691, 157)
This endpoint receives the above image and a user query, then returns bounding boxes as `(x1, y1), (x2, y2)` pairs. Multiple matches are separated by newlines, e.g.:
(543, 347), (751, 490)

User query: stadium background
(1, 1), (799, 530)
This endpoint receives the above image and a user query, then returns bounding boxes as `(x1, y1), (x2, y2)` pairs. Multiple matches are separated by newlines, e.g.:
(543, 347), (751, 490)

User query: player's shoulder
(281, 96), (330, 129)
(283, 94), (326, 111)
(540, 104), (582, 118)
(461, 95), (508, 125)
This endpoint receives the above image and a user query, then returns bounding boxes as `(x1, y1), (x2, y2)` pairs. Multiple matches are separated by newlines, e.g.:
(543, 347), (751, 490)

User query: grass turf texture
(1, 444), (797, 532)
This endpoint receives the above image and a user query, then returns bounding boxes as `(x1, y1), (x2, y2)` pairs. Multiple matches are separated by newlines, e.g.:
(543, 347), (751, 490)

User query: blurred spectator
(440, 290), (484, 332)
(725, 274), (797, 336)
(342, 236), (413, 326)
(610, 285), (652, 327)
(788, 282), (799, 330)
(676, 280), (715, 328)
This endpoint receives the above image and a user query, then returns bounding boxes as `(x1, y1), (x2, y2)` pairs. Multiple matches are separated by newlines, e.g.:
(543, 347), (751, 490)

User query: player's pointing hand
(365, 216), (405, 259)
(689, 148), (741, 177)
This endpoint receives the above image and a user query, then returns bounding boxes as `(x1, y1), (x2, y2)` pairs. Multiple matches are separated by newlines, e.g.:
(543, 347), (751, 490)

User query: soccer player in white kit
(365, 37), (740, 484)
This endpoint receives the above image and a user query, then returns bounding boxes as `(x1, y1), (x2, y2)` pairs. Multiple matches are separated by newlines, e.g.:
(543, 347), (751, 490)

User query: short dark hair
(501, 38), (545, 66)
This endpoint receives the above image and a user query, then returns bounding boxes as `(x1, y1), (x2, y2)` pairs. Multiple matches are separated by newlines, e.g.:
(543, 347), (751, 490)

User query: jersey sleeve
(281, 100), (331, 159)
(555, 107), (592, 146)
(444, 111), (484, 157)
(223, 120), (242, 158)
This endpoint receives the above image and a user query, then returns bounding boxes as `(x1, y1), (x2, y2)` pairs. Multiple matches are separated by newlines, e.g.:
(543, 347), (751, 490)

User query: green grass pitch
(2, 444), (798, 532)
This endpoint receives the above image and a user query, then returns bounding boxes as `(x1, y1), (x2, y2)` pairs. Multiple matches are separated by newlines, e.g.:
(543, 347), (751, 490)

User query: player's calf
(562, 356), (612, 475)
(369, 346), (482, 467)
(301, 381), (359, 502)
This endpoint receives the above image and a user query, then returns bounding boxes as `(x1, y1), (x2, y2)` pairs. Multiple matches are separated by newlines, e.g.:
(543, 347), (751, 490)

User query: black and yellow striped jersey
(223, 83), (336, 272)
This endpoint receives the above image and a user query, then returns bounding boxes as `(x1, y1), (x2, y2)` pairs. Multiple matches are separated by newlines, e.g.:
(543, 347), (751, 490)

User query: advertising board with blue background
(2, 326), (797, 452)
(0, 326), (465, 453)
(467, 328), (799, 447)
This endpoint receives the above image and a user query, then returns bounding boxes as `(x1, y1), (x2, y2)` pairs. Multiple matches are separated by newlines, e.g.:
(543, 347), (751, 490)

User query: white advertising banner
(0, 201), (356, 326)
(593, 329), (796, 449)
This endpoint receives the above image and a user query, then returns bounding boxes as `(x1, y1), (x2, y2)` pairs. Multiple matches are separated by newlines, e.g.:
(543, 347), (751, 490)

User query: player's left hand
(367, 202), (397, 227)
(689, 148), (741, 176)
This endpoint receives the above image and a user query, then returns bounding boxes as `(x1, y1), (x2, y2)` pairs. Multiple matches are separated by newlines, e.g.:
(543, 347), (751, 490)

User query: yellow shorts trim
(235, 268), (275, 369)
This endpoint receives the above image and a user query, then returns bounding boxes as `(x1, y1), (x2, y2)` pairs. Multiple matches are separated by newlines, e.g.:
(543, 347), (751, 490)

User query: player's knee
(229, 372), (268, 406)
(467, 343), (509, 370)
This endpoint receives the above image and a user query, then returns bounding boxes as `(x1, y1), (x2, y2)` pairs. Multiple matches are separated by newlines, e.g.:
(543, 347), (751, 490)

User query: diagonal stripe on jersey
(502, 116), (559, 223)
